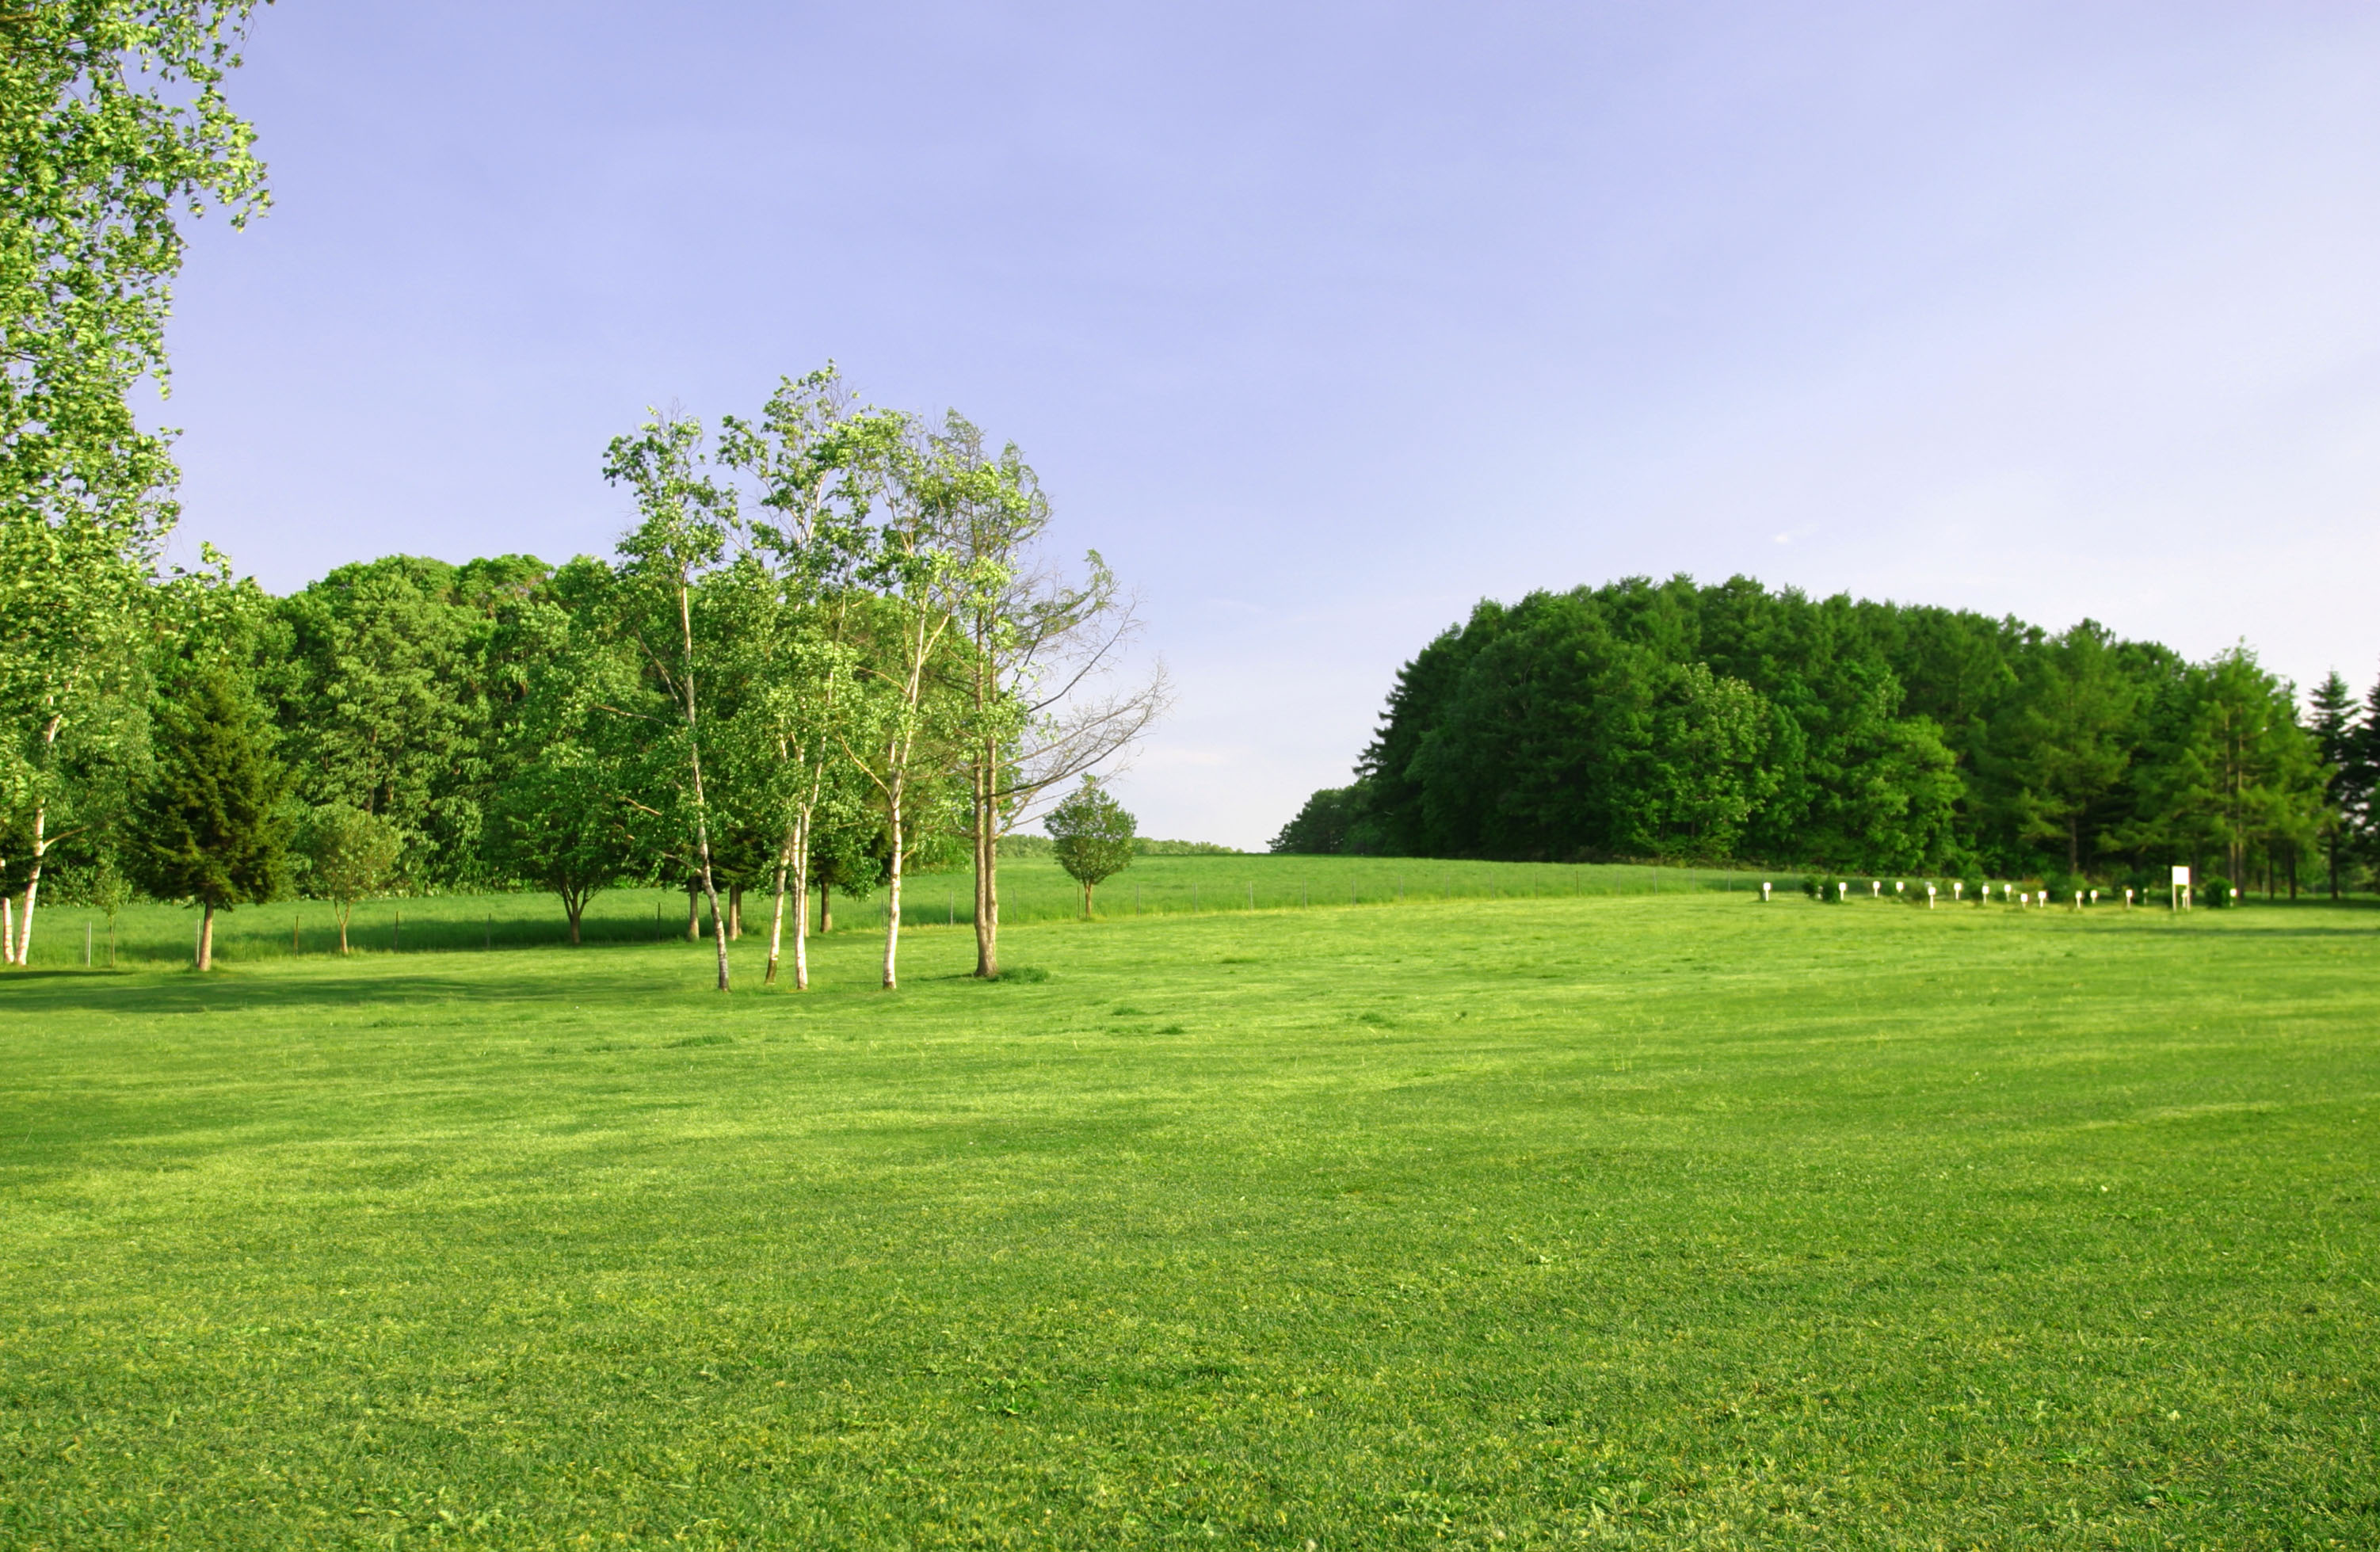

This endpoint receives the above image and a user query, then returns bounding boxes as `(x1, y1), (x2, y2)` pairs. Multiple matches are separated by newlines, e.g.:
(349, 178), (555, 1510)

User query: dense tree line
(1275, 576), (2367, 897)
(4, 375), (1165, 980)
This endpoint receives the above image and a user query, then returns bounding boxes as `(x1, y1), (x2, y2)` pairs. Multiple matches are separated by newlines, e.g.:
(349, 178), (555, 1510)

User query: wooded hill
(1273, 574), (2373, 894)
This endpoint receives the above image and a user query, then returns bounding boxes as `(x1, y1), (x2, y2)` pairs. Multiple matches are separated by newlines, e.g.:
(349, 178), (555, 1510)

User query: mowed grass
(0, 894), (2374, 1548)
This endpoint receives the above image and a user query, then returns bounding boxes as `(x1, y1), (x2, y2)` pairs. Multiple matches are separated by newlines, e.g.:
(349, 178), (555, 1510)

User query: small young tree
(128, 665), (289, 970)
(485, 758), (627, 946)
(1047, 776), (1135, 917)
(302, 803), (401, 954)
(87, 852), (131, 967)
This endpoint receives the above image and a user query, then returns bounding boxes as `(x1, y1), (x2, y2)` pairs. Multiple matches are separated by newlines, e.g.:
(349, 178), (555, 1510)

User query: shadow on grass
(0, 964), (675, 1018)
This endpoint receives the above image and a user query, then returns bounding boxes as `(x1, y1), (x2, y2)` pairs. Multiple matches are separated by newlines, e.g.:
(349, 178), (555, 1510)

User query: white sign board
(2171, 865), (2191, 886)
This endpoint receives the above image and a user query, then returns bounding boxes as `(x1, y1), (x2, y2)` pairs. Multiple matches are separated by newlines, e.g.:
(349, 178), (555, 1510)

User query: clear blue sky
(162, 1), (2380, 849)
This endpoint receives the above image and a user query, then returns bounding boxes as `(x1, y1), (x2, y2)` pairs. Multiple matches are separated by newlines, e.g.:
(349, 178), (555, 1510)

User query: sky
(160, 1), (2380, 849)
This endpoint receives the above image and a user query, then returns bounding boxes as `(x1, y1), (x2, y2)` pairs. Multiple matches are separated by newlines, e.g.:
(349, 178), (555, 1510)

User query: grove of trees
(1274, 576), (2372, 898)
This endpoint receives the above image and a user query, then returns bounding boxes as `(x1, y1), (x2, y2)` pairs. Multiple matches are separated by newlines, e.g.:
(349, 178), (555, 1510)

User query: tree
(1985, 621), (2140, 876)
(1635, 662), (1779, 861)
(2309, 669), (2367, 898)
(843, 417), (980, 990)
(2, 5), (269, 964)
(1271, 785), (1364, 854)
(605, 412), (737, 992)
(485, 760), (628, 947)
(714, 367), (890, 990)
(127, 664), (288, 969)
(925, 414), (1165, 978)
(2116, 649), (2321, 894)
(1047, 776), (1135, 917)
(301, 803), (400, 954)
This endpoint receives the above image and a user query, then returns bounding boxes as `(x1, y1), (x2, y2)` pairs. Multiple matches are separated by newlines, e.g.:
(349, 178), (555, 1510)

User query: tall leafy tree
(605, 412), (737, 992)
(128, 662), (288, 970)
(2, 2), (266, 963)
(925, 414), (1165, 978)
(714, 367), (889, 990)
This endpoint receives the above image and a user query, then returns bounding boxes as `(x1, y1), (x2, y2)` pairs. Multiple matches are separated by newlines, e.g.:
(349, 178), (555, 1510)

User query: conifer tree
(128, 665), (288, 969)
(2309, 670), (2365, 898)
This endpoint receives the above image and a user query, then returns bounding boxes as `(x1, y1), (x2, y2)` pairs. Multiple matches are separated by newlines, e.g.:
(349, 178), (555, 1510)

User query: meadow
(1, 887), (2374, 1547)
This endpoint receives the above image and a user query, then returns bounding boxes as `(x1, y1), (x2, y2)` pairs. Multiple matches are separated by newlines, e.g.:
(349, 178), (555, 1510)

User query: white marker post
(1871, 880), (1881, 898)
(2073, 890), (2082, 911)
(2171, 864), (2191, 912)
(1953, 881), (1963, 902)
(2089, 889), (2099, 906)
(1760, 880), (1772, 902)
(1838, 881), (1849, 902)
(1926, 883), (1936, 909)
(2123, 887), (2133, 909)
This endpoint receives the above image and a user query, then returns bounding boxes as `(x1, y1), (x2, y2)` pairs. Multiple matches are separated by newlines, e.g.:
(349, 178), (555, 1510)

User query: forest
(1272, 574), (2374, 895)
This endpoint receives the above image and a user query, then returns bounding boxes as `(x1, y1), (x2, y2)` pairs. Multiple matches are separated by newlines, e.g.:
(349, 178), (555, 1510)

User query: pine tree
(129, 666), (291, 969)
(2309, 670), (2364, 898)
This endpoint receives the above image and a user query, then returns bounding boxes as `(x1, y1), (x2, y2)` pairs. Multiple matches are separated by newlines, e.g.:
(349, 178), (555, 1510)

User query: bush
(2203, 875), (2233, 908)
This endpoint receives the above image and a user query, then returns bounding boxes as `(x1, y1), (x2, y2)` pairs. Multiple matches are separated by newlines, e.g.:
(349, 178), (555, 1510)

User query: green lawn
(1, 892), (2374, 1546)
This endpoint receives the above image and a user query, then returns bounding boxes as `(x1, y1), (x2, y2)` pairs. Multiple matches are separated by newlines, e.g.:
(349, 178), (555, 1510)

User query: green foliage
(1314, 574), (2328, 884)
(1269, 784), (1367, 854)
(0, 1), (265, 541)
(266, 555), (551, 887)
(299, 804), (400, 906)
(1132, 837), (1241, 856)
(125, 664), (288, 912)
(1045, 775), (1135, 913)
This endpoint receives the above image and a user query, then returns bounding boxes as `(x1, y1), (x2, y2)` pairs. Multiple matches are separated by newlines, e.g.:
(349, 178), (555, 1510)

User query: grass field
(2, 890), (2374, 1546)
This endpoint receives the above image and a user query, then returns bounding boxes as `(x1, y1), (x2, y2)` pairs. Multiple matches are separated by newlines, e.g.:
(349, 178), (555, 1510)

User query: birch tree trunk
(881, 765), (906, 989)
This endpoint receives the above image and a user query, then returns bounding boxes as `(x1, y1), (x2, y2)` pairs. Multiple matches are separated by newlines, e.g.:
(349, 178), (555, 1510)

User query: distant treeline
(1274, 575), (2374, 894)
(997, 835), (1241, 858)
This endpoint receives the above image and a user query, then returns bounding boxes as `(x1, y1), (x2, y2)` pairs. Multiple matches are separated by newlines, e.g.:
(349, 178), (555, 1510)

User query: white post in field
(2171, 864), (2191, 912)
(1760, 880), (1772, 902)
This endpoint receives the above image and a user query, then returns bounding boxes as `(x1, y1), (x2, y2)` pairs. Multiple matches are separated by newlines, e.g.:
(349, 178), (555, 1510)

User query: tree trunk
(2066, 814), (2080, 877)
(820, 882), (833, 935)
(973, 736), (1000, 978)
(338, 904), (351, 955)
(14, 803), (48, 967)
(765, 825), (794, 986)
(675, 583), (732, 993)
(882, 772), (905, 990)
(566, 898), (583, 946)
(789, 813), (812, 990)
(197, 902), (215, 972)
(2, 892), (13, 967)
(2329, 835), (2340, 900)
(729, 883), (742, 940)
(686, 882), (700, 940)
